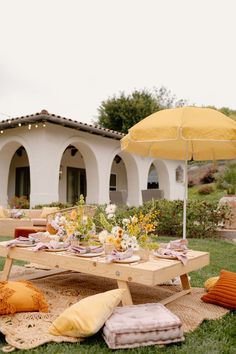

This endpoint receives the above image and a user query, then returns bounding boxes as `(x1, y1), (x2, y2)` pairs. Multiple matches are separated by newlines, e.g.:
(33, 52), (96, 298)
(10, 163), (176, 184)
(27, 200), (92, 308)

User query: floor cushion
(103, 302), (184, 349)
(201, 269), (236, 309)
(0, 280), (48, 314)
(49, 289), (125, 338)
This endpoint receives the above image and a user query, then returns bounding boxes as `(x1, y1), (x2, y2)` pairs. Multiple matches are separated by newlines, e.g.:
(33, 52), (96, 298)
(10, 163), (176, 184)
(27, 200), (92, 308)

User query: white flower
(111, 226), (120, 236)
(121, 240), (128, 250)
(122, 218), (130, 225)
(107, 213), (114, 219)
(130, 216), (138, 224)
(105, 204), (117, 215)
(98, 230), (108, 243)
(132, 243), (139, 251)
(122, 233), (129, 240)
(50, 220), (59, 230)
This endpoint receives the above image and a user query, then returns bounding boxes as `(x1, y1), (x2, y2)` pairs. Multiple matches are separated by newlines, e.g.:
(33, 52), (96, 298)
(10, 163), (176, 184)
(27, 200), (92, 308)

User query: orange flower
(70, 210), (77, 221)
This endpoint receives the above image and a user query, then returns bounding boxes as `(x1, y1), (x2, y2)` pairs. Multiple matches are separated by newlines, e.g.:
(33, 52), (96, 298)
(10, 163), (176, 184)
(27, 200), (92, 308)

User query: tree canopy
(95, 87), (186, 133)
(95, 87), (236, 133)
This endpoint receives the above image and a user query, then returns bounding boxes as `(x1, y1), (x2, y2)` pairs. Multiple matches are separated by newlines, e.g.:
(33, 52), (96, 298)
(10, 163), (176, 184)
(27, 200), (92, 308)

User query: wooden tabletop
(0, 242), (209, 287)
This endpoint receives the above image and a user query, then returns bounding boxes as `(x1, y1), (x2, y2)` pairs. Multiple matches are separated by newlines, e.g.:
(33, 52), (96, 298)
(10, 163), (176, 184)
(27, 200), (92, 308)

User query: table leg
(117, 280), (133, 306)
(1, 257), (13, 281)
(180, 273), (191, 291)
(159, 273), (191, 305)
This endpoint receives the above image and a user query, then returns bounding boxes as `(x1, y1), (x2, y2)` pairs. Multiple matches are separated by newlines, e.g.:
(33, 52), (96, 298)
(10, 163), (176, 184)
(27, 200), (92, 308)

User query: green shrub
(33, 202), (73, 209)
(198, 184), (214, 195)
(186, 200), (232, 238)
(114, 199), (232, 239)
(216, 163), (236, 195)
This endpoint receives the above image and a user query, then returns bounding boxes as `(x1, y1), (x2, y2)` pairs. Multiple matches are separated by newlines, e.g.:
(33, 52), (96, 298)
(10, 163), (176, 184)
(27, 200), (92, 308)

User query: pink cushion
(103, 303), (184, 349)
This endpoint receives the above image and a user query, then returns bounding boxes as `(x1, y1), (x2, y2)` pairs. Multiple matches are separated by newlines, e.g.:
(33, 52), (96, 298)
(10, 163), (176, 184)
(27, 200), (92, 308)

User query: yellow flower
(114, 238), (122, 249)
(106, 235), (115, 243)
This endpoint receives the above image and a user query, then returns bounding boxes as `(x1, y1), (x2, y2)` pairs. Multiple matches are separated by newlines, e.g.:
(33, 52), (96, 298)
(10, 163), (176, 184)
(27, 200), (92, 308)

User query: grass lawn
(188, 184), (226, 202)
(0, 237), (235, 353)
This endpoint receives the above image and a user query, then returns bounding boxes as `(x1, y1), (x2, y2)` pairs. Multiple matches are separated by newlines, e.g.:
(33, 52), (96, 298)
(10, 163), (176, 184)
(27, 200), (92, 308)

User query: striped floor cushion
(103, 302), (184, 349)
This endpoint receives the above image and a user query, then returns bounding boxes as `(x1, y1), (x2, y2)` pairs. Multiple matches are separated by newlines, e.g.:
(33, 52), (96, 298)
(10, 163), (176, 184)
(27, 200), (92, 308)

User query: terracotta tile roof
(0, 110), (124, 140)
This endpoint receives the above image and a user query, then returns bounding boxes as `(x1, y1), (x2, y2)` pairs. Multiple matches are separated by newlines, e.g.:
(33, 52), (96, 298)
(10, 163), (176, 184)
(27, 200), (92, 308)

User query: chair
(141, 189), (164, 203)
(109, 191), (127, 205)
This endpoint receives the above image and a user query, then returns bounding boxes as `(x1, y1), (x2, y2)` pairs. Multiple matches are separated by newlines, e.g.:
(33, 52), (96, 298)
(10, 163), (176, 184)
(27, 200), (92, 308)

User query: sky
(1, 0), (236, 124)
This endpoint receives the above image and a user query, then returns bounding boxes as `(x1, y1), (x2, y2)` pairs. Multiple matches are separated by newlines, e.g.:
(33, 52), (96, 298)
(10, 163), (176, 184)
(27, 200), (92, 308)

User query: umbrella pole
(183, 142), (188, 239)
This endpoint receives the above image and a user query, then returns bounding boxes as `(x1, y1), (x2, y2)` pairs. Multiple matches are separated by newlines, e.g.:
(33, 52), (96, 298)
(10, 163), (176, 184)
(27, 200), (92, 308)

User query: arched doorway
(8, 145), (30, 206)
(59, 145), (86, 205)
(109, 154), (128, 204)
(147, 163), (159, 189)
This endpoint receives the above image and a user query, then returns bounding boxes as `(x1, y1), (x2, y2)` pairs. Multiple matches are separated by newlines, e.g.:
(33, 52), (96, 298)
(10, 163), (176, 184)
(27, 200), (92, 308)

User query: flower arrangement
(44, 198), (159, 251)
(97, 204), (159, 251)
(64, 196), (96, 244)
(46, 213), (68, 240)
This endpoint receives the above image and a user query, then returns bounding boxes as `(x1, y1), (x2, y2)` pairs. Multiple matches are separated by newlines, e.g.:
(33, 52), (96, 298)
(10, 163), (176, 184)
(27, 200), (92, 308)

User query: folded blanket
(105, 249), (133, 263)
(69, 245), (104, 254)
(5, 237), (37, 248)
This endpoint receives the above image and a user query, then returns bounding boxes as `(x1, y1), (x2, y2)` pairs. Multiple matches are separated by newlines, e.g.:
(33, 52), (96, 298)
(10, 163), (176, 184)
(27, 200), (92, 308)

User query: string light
(0, 121), (47, 135)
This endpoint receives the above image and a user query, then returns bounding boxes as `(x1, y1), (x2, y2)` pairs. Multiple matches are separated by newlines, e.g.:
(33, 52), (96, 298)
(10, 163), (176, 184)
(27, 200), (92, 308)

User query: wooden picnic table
(0, 241), (209, 306)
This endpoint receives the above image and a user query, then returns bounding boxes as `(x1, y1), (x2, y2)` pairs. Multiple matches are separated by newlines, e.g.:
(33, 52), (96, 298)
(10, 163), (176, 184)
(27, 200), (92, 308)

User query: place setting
(153, 239), (189, 264)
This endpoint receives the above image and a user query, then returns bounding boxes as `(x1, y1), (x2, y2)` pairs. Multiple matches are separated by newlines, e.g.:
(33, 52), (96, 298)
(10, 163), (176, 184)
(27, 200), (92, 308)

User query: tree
(204, 105), (236, 121)
(95, 87), (187, 133)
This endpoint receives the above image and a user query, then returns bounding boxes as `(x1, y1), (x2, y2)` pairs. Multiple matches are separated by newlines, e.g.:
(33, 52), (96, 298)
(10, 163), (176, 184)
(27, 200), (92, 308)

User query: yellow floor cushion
(49, 289), (125, 338)
(0, 280), (48, 314)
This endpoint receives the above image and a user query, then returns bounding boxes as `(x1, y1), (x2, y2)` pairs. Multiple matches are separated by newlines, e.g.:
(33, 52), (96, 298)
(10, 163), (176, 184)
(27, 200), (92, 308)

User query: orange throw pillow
(201, 269), (236, 310)
(0, 280), (48, 314)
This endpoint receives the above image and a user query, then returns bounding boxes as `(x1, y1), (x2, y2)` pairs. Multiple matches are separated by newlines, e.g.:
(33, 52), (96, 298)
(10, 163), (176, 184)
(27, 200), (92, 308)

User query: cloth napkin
(105, 249), (133, 263)
(33, 241), (69, 251)
(157, 239), (188, 265)
(69, 245), (104, 254)
(5, 237), (36, 248)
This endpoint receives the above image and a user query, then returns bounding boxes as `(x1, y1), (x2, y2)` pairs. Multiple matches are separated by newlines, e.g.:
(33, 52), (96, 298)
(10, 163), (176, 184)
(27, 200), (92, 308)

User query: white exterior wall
(0, 121), (185, 208)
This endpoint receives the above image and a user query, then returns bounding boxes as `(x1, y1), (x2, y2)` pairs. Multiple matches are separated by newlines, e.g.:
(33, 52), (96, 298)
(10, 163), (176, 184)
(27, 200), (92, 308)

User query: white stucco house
(0, 110), (185, 208)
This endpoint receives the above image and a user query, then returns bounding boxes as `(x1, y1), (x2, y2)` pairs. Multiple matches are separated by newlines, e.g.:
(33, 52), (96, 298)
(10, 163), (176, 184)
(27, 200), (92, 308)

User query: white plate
(153, 252), (178, 260)
(75, 252), (104, 257)
(16, 243), (35, 248)
(114, 255), (140, 263)
(44, 248), (68, 252)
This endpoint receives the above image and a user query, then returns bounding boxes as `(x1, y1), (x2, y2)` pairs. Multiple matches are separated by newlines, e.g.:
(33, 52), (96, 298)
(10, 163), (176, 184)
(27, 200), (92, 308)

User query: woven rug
(0, 267), (229, 351)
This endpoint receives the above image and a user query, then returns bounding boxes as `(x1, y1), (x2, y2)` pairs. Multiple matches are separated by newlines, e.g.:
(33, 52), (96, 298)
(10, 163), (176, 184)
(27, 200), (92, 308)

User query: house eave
(0, 113), (124, 140)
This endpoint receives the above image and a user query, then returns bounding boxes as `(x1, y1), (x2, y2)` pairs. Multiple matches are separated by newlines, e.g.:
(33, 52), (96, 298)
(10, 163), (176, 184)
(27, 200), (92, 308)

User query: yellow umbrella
(121, 106), (236, 238)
